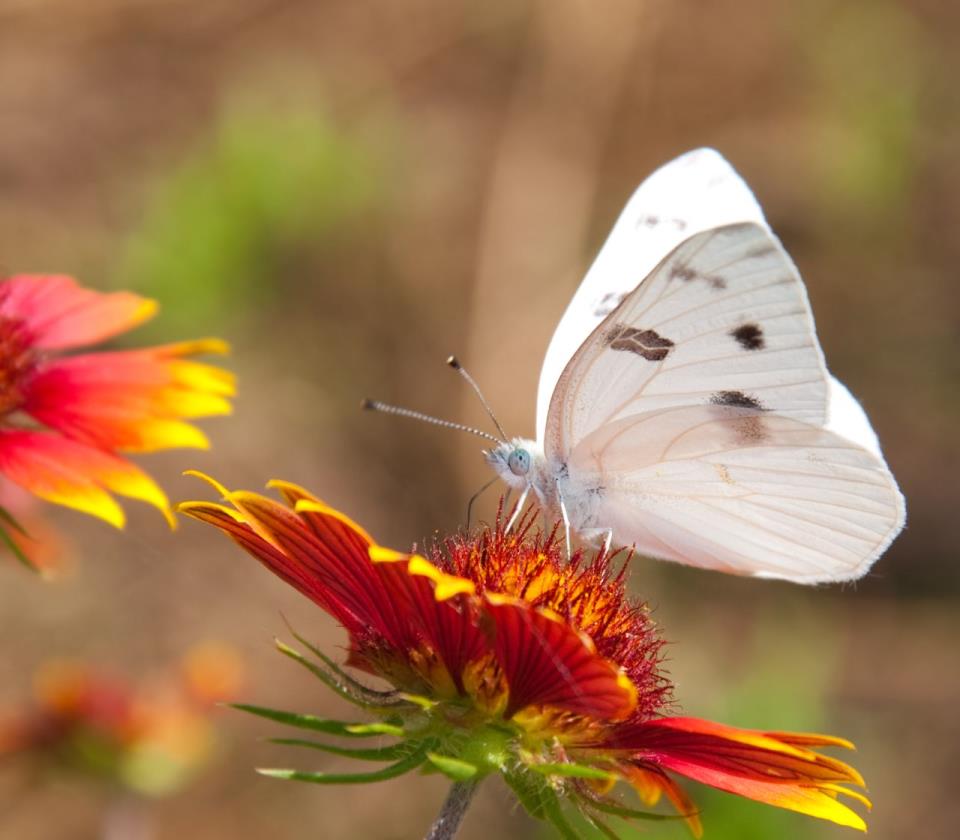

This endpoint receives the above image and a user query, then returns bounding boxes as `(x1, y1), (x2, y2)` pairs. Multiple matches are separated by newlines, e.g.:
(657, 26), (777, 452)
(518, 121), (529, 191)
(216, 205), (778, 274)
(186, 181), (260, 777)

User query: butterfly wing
(562, 405), (904, 583)
(545, 223), (831, 453)
(536, 148), (767, 443)
(542, 223), (904, 582)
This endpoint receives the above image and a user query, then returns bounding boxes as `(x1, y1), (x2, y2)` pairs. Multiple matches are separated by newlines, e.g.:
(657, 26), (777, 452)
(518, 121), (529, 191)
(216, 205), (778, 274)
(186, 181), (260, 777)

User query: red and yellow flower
(0, 643), (243, 796)
(0, 274), (234, 542)
(180, 476), (869, 837)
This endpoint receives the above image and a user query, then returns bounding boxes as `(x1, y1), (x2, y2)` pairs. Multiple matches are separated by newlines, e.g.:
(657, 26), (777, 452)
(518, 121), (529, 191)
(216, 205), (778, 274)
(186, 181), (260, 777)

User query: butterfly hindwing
(561, 405), (904, 583)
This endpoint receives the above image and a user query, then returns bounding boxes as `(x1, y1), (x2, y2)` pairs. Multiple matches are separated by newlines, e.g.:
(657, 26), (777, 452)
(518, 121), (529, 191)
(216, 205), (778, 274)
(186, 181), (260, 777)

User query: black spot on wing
(669, 263), (726, 290)
(593, 291), (626, 318)
(604, 324), (674, 361)
(733, 415), (767, 443)
(745, 245), (777, 259)
(710, 390), (765, 410)
(709, 391), (769, 443)
(636, 215), (687, 231)
(730, 323), (765, 351)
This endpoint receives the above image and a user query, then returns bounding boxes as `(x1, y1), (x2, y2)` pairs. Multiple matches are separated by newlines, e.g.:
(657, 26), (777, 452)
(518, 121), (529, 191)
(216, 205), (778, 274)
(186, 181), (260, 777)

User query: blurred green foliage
(795, 0), (922, 233)
(117, 105), (379, 333)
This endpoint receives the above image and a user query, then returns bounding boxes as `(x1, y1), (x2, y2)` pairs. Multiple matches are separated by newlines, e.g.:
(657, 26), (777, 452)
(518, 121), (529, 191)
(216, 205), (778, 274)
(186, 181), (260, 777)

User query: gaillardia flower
(180, 476), (869, 838)
(0, 644), (244, 797)
(0, 274), (234, 537)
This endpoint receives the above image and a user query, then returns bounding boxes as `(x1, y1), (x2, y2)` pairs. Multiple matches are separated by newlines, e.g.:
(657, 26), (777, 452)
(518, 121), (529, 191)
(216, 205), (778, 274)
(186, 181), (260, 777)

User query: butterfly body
(485, 149), (905, 584)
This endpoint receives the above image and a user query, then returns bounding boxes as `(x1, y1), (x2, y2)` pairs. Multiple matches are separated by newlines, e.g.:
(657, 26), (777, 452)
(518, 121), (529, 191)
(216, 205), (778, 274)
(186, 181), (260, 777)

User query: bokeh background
(1, 0), (957, 838)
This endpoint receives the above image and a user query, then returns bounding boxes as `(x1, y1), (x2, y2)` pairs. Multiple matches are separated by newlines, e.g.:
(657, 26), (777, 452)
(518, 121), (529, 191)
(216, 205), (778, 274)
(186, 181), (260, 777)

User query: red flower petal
(370, 550), (487, 694)
(611, 717), (863, 784)
(620, 763), (703, 838)
(190, 487), (418, 652)
(175, 500), (325, 609)
(484, 594), (636, 720)
(0, 275), (156, 350)
(182, 481), (491, 697)
(22, 347), (233, 453)
(0, 430), (171, 527)
(605, 717), (868, 831)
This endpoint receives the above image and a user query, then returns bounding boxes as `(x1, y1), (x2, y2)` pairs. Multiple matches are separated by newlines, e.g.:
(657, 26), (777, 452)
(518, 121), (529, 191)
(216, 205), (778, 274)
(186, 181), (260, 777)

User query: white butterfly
(483, 148), (905, 584)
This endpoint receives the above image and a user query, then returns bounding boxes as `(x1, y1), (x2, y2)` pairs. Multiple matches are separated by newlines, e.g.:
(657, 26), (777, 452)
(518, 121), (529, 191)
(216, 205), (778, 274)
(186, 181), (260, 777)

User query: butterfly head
(485, 437), (542, 491)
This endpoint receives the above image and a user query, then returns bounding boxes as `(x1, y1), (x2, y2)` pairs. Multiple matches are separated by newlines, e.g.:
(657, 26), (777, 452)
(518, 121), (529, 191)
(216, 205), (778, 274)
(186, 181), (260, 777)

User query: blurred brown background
(0, 0), (957, 838)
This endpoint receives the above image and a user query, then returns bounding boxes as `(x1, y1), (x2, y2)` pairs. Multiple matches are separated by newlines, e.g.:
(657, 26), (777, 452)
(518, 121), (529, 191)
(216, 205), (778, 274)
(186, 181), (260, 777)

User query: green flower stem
(425, 780), (479, 840)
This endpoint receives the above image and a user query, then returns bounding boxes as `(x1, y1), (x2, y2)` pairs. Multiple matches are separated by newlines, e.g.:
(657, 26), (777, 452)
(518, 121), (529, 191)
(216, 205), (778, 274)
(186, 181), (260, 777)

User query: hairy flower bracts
(0, 274), (234, 564)
(180, 476), (870, 837)
(0, 644), (243, 796)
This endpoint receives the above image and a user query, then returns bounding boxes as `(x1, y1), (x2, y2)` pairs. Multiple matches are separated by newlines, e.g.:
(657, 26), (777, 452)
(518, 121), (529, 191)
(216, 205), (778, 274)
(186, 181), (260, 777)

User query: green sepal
(504, 769), (547, 820)
(537, 787), (580, 840)
(0, 507), (36, 572)
(583, 812), (622, 840)
(344, 722), (405, 737)
(504, 769), (584, 838)
(577, 793), (679, 823)
(529, 762), (616, 782)
(0, 505), (28, 536)
(231, 704), (401, 738)
(398, 692), (437, 711)
(284, 625), (398, 704)
(274, 640), (408, 711)
(425, 753), (479, 782)
(268, 738), (416, 762)
(257, 742), (431, 785)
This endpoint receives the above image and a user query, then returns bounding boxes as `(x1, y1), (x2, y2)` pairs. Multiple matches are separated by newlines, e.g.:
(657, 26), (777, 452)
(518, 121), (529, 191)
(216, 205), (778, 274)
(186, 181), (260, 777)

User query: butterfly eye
(507, 449), (530, 476)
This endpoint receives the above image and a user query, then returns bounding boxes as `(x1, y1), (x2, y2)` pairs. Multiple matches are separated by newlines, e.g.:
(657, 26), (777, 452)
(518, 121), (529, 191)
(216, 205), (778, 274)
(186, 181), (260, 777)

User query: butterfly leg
(465, 475), (498, 530)
(557, 493), (572, 560)
(505, 486), (529, 532)
(578, 527), (614, 556)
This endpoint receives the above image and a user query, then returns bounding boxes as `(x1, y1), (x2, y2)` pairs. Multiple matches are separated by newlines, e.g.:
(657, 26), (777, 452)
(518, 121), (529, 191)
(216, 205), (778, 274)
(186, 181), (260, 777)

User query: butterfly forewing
(562, 405), (904, 583)
(545, 223), (829, 458)
(536, 148), (768, 442)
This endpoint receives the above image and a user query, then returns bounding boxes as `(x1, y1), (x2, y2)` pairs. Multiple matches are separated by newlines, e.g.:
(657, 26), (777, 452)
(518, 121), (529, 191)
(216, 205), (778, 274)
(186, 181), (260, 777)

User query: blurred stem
(425, 781), (479, 840)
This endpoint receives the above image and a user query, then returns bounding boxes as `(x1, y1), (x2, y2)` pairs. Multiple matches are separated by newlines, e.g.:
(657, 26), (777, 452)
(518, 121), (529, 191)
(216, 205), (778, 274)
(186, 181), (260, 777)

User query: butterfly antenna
(446, 356), (509, 442)
(361, 399), (502, 444)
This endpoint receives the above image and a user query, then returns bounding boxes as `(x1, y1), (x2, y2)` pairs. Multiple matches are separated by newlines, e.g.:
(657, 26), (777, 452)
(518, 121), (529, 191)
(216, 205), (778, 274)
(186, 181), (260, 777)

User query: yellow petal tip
(369, 545), (409, 564)
(407, 555), (476, 599)
(182, 470), (230, 497)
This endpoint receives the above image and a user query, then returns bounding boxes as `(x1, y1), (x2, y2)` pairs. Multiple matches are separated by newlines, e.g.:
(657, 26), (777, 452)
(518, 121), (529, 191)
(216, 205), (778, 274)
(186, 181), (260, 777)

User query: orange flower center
(0, 316), (36, 418)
